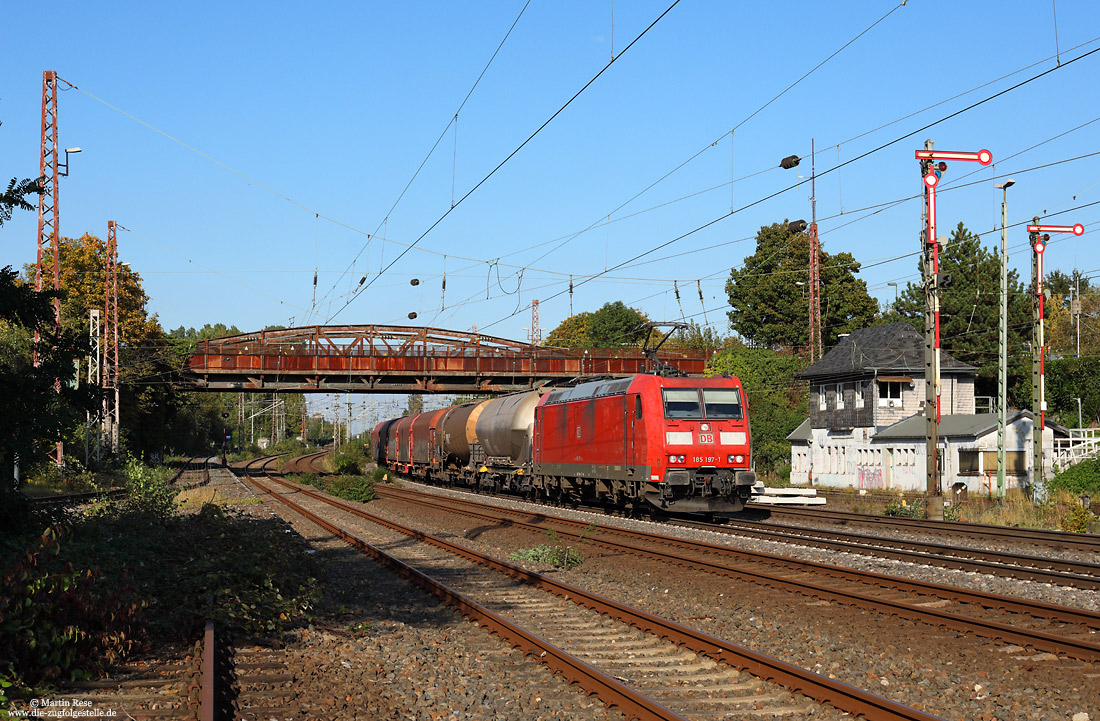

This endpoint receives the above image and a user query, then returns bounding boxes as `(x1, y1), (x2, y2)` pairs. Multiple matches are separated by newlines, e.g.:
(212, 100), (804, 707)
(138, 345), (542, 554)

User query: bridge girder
(181, 324), (711, 394)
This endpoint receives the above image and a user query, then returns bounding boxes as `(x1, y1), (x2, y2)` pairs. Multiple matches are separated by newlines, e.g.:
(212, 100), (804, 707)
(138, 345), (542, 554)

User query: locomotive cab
(648, 379), (755, 514)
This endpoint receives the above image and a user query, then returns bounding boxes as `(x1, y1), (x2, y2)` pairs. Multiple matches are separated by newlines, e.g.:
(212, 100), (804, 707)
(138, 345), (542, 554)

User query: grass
(969, 488), (1095, 531)
(176, 486), (261, 509)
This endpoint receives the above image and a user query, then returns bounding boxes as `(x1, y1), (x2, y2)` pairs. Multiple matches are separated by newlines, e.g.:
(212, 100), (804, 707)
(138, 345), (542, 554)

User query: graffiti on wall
(857, 465), (884, 489)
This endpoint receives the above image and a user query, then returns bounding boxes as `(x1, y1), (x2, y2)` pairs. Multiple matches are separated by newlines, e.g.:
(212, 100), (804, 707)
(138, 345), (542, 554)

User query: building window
(818, 387), (827, 411)
(835, 383), (845, 410)
(856, 381), (866, 409)
(958, 450), (980, 474)
(879, 381), (903, 408)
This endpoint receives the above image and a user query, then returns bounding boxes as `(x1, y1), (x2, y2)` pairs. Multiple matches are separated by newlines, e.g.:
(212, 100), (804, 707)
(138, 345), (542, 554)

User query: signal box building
(787, 322), (1060, 494)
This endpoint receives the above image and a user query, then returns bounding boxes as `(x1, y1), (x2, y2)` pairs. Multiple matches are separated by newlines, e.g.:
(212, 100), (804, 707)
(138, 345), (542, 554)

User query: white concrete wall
(790, 417), (1051, 494)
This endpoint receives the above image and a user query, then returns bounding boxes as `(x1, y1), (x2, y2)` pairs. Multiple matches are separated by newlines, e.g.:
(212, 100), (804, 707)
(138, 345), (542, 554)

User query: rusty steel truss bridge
(181, 325), (713, 394)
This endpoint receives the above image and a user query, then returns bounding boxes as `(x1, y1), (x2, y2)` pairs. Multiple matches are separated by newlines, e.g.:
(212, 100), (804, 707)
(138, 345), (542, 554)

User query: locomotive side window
(635, 395), (643, 419)
(663, 389), (702, 419)
(702, 388), (742, 419)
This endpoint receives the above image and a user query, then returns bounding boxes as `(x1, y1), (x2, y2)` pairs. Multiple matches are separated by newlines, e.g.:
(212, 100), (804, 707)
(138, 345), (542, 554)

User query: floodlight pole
(1026, 220), (1085, 488)
(915, 144), (992, 519)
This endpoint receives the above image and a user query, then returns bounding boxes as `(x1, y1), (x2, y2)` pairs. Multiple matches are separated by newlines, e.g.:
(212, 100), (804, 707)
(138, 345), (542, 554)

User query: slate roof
(797, 322), (975, 381)
(786, 418), (811, 443)
(872, 410), (1068, 440)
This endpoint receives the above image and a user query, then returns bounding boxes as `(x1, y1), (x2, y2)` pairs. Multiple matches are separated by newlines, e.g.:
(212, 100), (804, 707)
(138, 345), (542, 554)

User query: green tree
(0, 267), (96, 486)
(1045, 269), (1091, 306)
(893, 222), (1031, 402)
(726, 222), (877, 349)
(544, 301), (651, 348)
(707, 344), (808, 476)
(663, 321), (732, 351)
(1, 177), (42, 226)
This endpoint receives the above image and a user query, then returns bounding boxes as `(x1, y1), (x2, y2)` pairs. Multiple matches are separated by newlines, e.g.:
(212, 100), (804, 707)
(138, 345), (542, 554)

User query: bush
(1060, 504), (1096, 533)
(883, 498), (923, 518)
(1046, 458), (1100, 498)
(1, 496), (321, 694)
(333, 441), (368, 475)
(370, 467), (390, 483)
(326, 475), (376, 503)
(0, 529), (141, 691)
(111, 455), (178, 520)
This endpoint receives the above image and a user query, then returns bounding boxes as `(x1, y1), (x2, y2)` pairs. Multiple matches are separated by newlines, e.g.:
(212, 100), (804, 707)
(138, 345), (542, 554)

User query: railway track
(743, 504), (1100, 555)
(370, 480), (1100, 663)
(244, 457), (943, 721)
(27, 456), (214, 509)
(667, 516), (1100, 587)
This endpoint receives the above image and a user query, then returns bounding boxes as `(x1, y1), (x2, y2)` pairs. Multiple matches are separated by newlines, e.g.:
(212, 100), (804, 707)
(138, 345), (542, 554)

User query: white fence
(1052, 428), (1100, 472)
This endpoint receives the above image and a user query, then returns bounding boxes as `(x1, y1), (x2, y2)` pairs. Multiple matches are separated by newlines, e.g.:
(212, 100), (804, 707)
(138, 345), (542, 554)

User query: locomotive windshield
(702, 388), (743, 419)
(662, 388), (743, 420)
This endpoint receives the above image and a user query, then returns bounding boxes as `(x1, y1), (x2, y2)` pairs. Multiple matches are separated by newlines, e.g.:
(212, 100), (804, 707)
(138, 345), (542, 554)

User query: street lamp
(1075, 397), (1083, 428)
(994, 178), (1015, 496)
(887, 282), (898, 309)
(58, 147), (81, 177)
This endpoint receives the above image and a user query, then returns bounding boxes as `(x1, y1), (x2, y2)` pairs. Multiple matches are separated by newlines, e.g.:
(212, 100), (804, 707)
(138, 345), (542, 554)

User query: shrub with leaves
(0, 529), (141, 691)
(883, 498), (924, 518)
(333, 441), (368, 475)
(326, 475), (376, 503)
(1060, 504), (1097, 533)
(1046, 458), (1100, 498)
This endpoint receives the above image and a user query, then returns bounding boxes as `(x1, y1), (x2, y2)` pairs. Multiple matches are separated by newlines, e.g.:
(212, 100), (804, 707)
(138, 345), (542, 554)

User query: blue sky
(3, 0), (1100, 350)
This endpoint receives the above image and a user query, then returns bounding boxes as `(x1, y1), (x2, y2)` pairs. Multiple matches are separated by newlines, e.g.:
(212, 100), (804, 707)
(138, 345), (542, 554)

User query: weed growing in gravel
(508, 525), (599, 570)
(348, 620), (374, 637)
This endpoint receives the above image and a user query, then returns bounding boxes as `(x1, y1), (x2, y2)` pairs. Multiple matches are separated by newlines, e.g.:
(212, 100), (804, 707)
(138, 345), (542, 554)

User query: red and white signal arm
(914, 148), (993, 165)
(1027, 223), (1085, 236)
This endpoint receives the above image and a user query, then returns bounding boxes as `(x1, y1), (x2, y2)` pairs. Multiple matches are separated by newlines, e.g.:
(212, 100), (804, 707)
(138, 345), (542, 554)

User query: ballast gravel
(231, 470), (624, 721)
(368, 478), (1100, 721)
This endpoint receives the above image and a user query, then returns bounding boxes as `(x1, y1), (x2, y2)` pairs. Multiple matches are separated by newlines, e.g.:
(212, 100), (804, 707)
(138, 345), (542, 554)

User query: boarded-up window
(982, 451), (1027, 474)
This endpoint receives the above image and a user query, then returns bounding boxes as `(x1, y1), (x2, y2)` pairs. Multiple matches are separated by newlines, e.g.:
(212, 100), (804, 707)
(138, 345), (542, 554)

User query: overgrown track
(374, 482), (1100, 663)
(27, 456), (215, 509)
(743, 504), (1100, 554)
(243, 458), (945, 721)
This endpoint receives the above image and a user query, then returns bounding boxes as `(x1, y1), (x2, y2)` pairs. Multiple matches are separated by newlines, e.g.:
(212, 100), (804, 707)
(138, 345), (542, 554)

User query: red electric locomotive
(373, 372), (755, 516)
(532, 374), (755, 514)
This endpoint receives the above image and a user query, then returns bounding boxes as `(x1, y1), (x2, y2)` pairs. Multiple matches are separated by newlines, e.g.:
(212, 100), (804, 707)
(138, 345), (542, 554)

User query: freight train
(372, 373), (757, 515)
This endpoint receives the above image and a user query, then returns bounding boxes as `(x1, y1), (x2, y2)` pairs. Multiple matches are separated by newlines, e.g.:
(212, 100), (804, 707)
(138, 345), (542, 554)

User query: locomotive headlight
(728, 454), (745, 464)
(736, 454), (744, 464)
(669, 454), (677, 463)
(669, 454), (685, 463)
